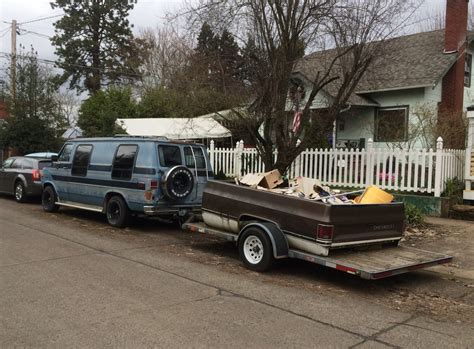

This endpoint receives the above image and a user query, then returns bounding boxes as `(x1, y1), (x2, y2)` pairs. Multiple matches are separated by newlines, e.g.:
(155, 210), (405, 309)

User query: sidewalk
(410, 217), (474, 281)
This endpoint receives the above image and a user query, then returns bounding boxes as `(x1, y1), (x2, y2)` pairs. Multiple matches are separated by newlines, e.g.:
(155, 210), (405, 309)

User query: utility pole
(11, 19), (17, 103)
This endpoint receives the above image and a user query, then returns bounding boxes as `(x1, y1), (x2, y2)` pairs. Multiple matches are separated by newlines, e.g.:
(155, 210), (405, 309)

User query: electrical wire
(0, 51), (143, 78)
(18, 14), (63, 25)
(19, 30), (52, 39)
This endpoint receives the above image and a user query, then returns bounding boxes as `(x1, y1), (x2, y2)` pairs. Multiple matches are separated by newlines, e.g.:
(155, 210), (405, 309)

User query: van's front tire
(42, 186), (59, 212)
(106, 196), (130, 228)
(238, 227), (275, 272)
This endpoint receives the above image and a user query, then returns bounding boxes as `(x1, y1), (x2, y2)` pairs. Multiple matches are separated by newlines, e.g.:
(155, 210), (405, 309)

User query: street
(1, 196), (473, 348)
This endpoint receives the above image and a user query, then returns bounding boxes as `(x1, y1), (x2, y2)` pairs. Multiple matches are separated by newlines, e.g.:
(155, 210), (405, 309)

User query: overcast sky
(0, 0), (447, 76)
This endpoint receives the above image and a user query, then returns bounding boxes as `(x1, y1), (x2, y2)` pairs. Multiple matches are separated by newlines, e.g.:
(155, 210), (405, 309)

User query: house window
(375, 107), (408, 142)
(465, 54), (472, 88)
(112, 145), (138, 180)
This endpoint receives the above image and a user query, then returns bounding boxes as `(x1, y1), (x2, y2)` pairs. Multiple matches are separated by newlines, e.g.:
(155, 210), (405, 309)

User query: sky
(0, 0), (447, 82)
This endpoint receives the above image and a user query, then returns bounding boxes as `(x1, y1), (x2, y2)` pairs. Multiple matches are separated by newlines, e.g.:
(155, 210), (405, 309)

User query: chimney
(439, 0), (469, 118)
(444, 0), (469, 53)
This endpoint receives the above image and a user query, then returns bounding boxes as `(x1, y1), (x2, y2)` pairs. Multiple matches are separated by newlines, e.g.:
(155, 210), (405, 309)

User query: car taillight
(32, 169), (41, 181)
(317, 224), (334, 240)
(150, 180), (158, 190)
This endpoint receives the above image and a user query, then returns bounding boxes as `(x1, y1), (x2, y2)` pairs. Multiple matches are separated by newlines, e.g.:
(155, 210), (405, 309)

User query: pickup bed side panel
(202, 181), (404, 245)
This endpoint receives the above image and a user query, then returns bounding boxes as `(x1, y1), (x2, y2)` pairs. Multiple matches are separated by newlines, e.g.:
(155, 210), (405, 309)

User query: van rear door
(183, 146), (210, 201)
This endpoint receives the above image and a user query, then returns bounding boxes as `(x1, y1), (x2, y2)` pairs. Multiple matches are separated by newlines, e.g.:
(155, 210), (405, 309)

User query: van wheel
(42, 186), (59, 212)
(106, 196), (130, 228)
(238, 227), (275, 272)
(14, 181), (26, 203)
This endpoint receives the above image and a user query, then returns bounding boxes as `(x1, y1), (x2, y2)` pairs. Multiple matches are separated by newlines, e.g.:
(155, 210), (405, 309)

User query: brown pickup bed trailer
(183, 220), (452, 279)
(182, 180), (452, 278)
(202, 180), (405, 253)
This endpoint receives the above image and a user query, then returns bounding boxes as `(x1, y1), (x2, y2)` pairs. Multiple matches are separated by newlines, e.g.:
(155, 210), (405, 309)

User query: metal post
(365, 138), (374, 186)
(209, 140), (215, 170)
(10, 19), (17, 103)
(434, 137), (444, 197)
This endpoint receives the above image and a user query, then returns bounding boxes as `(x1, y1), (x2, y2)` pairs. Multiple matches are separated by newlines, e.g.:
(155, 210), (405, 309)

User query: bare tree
(56, 90), (80, 127)
(186, 0), (419, 173)
(138, 26), (193, 89)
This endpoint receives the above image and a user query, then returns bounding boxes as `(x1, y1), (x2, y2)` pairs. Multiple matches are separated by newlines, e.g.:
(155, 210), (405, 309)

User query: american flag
(292, 110), (302, 133)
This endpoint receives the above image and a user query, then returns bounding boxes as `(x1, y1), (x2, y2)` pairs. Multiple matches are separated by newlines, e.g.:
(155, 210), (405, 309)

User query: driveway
(1, 197), (473, 348)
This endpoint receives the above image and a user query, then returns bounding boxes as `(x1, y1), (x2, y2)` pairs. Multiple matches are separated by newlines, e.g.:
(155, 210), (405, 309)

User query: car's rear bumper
(143, 204), (201, 216)
(26, 182), (43, 197)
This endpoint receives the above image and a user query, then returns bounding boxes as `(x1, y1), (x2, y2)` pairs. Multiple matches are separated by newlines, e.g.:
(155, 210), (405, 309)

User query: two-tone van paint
(41, 137), (213, 227)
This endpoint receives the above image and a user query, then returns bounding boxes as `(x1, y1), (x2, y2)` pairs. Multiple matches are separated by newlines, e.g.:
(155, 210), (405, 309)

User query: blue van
(41, 136), (213, 227)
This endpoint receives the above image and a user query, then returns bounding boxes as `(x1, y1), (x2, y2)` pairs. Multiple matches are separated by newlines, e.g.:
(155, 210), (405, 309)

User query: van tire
(42, 186), (59, 212)
(162, 166), (194, 201)
(106, 195), (130, 228)
(238, 226), (275, 272)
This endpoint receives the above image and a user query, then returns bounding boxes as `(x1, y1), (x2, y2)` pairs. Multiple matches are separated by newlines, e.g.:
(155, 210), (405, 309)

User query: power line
(19, 30), (52, 39)
(0, 51), (143, 78)
(19, 14), (63, 25)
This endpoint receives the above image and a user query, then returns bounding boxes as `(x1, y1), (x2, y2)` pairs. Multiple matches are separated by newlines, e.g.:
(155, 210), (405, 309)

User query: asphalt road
(1, 196), (473, 348)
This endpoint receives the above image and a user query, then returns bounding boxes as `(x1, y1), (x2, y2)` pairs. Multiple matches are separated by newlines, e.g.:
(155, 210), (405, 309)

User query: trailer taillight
(32, 169), (41, 181)
(317, 224), (334, 241)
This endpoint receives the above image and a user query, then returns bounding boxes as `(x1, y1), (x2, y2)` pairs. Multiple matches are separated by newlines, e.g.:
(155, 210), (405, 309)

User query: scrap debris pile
(237, 170), (394, 205)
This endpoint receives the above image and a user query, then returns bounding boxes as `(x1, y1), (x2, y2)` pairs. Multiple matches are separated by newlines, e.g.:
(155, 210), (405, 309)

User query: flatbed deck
(183, 221), (453, 280)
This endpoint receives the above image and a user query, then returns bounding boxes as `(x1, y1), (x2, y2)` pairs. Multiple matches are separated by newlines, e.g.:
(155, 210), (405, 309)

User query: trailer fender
(238, 222), (289, 259)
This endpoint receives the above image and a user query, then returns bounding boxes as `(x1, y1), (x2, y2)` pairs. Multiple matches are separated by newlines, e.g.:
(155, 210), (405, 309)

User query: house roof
(116, 116), (232, 139)
(294, 30), (468, 102)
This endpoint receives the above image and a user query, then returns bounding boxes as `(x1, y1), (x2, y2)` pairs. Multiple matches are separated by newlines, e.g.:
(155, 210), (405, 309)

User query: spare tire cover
(162, 166), (194, 200)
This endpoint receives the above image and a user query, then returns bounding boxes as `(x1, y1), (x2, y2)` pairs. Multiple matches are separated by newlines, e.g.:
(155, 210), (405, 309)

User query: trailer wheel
(238, 227), (275, 272)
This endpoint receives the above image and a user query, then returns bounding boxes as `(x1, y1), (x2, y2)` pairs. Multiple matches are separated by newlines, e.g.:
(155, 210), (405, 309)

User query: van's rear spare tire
(162, 166), (194, 201)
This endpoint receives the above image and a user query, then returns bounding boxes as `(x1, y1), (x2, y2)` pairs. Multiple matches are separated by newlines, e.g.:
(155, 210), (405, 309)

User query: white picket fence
(208, 137), (465, 197)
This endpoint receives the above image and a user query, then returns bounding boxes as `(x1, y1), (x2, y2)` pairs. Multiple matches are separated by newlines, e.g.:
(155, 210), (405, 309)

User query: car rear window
(38, 161), (52, 169)
(112, 145), (138, 180)
(158, 145), (182, 167)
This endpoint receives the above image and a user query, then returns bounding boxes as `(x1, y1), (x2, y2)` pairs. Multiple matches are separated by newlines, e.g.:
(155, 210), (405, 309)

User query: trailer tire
(238, 226), (275, 272)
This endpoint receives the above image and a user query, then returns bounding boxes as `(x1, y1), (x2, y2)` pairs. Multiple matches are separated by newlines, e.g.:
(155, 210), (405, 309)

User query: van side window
(184, 147), (206, 168)
(112, 145), (138, 180)
(71, 145), (93, 176)
(58, 143), (74, 162)
(158, 145), (182, 167)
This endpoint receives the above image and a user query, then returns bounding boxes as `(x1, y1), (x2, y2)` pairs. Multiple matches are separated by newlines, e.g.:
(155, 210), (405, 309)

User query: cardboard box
(240, 170), (283, 189)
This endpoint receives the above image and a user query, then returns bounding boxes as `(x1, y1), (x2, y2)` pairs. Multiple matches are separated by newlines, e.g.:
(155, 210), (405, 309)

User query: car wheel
(42, 186), (59, 212)
(106, 196), (130, 228)
(14, 181), (26, 203)
(238, 227), (275, 272)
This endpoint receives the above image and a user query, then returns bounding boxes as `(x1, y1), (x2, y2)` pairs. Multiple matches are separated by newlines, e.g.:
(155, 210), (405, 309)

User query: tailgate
(329, 203), (405, 244)
(289, 246), (452, 279)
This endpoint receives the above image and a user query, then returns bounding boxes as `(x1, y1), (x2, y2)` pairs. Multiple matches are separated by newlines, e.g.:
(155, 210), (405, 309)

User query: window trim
(111, 144), (139, 181)
(374, 105), (409, 143)
(71, 144), (93, 177)
(465, 53), (472, 88)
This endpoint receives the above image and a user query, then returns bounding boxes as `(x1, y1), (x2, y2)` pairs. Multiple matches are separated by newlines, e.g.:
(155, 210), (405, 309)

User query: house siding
(337, 88), (433, 149)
